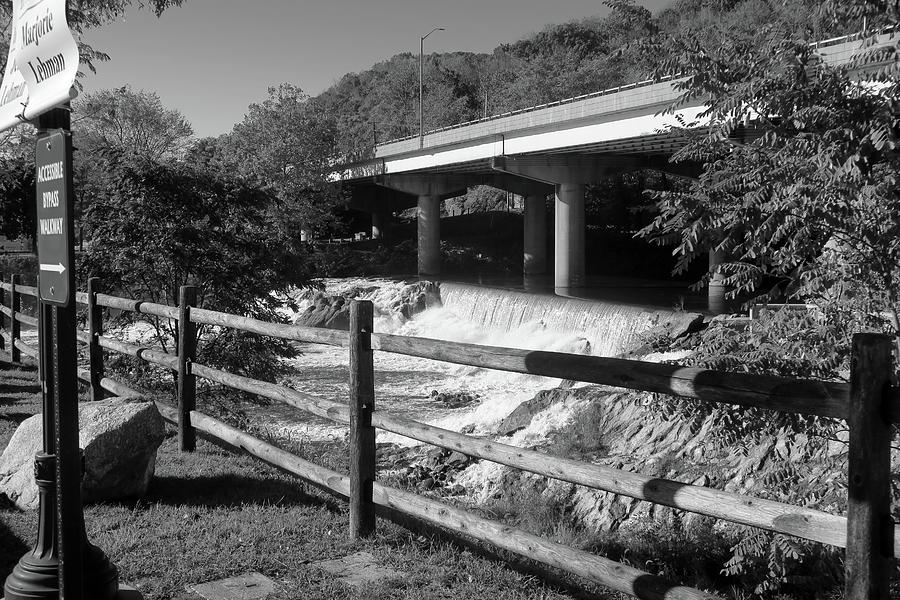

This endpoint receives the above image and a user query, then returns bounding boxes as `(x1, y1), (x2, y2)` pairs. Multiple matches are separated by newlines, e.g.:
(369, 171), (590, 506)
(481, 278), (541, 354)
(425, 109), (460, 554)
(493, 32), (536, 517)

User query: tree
(217, 84), (343, 239)
(0, 132), (36, 244)
(74, 86), (193, 161)
(0, 2), (188, 244)
(639, 1), (899, 326)
(631, 6), (898, 593)
(444, 186), (507, 215)
(70, 86), (193, 253)
(80, 151), (312, 384)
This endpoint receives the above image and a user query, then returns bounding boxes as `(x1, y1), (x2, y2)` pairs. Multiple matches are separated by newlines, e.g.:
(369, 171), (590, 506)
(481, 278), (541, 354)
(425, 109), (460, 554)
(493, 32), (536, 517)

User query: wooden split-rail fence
(0, 274), (896, 600)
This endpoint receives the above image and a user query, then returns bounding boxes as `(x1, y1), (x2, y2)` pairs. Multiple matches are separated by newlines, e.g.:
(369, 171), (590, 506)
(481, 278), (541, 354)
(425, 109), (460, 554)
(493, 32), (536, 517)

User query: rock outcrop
(294, 292), (355, 330)
(0, 398), (166, 509)
(293, 281), (440, 330)
(496, 388), (568, 436)
(454, 386), (860, 535)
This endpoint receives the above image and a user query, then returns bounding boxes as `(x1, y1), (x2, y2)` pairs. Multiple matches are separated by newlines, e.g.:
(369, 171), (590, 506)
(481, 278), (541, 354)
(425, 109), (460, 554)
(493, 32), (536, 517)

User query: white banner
(0, 3), (29, 132)
(0, 0), (79, 134)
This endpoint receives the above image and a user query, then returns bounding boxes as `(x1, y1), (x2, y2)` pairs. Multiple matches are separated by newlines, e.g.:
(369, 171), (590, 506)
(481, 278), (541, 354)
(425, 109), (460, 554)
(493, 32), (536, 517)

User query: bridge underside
(333, 33), (889, 309)
(344, 142), (707, 296)
(337, 108), (760, 310)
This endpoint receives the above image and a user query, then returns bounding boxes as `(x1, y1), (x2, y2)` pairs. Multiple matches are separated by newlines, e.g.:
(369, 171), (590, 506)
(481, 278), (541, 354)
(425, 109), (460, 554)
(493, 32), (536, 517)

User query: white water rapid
(246, 278), (680, 446)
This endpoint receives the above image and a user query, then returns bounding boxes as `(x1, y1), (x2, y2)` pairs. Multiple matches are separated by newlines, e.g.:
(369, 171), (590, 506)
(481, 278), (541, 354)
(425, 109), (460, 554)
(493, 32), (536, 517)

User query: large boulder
(294, 292), (353, 330)
(0, 398), (165, 510)
(294, 282), (440, 330)
(496, 388), (568, 437)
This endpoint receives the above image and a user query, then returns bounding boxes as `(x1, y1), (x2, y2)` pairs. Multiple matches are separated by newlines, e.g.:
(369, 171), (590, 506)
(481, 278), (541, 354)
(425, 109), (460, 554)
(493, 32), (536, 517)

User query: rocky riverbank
(363, 317), (878, 596)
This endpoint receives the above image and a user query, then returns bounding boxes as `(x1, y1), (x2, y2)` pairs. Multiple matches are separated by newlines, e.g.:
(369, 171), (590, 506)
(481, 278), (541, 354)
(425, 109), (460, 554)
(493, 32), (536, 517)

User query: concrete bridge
(335, 32), (889, 304)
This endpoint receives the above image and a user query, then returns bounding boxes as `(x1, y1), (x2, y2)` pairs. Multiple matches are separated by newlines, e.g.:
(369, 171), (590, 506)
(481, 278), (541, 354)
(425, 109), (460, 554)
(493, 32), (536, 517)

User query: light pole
(419, 27), (444, 149)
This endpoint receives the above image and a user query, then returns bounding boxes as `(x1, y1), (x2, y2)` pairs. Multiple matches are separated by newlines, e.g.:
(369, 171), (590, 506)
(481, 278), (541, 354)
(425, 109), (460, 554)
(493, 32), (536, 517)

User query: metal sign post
(42, 108), (119, 600)
(36, 120), (82, 600)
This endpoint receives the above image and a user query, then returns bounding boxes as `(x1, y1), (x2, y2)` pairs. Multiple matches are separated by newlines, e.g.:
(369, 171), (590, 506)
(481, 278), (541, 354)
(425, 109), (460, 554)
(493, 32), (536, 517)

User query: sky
(80, 0), (673, 138)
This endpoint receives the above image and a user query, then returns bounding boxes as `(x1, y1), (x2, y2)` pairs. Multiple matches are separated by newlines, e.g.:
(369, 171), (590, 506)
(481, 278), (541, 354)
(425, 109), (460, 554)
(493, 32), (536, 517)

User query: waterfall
(271, 278), (689, 443)
(437, 282), (674, 357)
(291, 278), (684, 358)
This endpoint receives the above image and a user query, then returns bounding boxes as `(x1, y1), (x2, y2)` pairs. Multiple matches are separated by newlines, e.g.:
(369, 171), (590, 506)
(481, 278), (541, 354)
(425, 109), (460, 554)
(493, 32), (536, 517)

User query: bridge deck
(335, 32), (891, 181)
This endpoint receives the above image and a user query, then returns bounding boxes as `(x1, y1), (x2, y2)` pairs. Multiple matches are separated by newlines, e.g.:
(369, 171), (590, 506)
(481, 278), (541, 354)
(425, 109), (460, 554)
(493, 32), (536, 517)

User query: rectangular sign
(35, 129), (72, 306)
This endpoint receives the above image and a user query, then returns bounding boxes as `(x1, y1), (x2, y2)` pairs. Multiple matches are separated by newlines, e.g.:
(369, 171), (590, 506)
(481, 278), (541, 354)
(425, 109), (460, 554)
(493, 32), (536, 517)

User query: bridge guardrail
(373, 29), (898, 159)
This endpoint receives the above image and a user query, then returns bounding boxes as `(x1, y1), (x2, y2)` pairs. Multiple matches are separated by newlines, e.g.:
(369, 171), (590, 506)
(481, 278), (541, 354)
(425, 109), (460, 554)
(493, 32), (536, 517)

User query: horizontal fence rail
(187, 409), (718, 600)
(370, 410), (855, 549)
(189, 306), (349, 347)
(7, 281), (896, 418)
(95, 293), (179, 320)
(14, 313), (38, 327)
(371, 333), (853, 419)
(14, 338), (37, 359)
(96, 336), (178, 371)
(0, 275), (895, 599)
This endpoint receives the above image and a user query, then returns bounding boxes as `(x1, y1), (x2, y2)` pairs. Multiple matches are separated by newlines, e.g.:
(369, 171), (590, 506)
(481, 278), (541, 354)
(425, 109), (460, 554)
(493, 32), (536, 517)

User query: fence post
(87, 277), (104, 401)
(846, 333), (894, 599)
(177, 285), (198, 452)
(349, 299), (375, 539)
(10, 274), (20, 363)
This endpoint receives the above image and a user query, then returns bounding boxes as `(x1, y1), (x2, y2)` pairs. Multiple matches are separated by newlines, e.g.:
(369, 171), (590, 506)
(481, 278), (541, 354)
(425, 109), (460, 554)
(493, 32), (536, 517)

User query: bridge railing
(374, 28), (897, 157)
(378, 73), (683, 148)
(1, 275), (895, 600)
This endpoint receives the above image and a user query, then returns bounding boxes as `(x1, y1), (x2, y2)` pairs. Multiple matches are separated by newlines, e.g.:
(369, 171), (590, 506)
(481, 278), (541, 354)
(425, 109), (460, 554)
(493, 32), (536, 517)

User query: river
(243, 277), (686, 447)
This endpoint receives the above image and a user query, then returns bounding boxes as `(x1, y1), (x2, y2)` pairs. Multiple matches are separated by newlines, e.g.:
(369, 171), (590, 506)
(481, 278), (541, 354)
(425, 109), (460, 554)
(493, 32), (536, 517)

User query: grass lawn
(0, 358), (614, 600)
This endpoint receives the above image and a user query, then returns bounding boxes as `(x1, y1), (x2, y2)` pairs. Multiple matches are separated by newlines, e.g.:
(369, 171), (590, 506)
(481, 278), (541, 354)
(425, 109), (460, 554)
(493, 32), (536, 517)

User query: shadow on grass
(0, 380), (41, 392)
(0, 381), (42, 402)
(139, 473), (343, 513)
(373, 505), (626, 600)
(0, 359), (37, 372)
(0, 360), (40, 410)
(0, 411), (36, 425)
(0, 517), (30, 587)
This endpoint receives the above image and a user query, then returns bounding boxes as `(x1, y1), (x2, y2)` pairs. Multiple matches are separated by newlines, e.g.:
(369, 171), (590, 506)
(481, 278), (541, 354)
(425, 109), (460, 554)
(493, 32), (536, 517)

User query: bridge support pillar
(373, 174), (471, 278)
(418, 195), (441, 276)
(708, 249), (727, 314)
(555, 183), (585, 290)
(492, 155), (639, 292)
(371, 212), (388, 240)
(524, 194), (547, 275)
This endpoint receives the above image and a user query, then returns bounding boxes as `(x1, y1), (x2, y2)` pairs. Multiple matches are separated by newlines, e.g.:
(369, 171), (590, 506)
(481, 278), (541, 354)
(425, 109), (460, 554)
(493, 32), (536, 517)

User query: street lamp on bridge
(419, 26), (444, 149)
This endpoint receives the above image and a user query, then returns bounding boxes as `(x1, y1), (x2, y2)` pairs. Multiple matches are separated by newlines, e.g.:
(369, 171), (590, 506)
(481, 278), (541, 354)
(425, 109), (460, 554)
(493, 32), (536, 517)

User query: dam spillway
(436, 282), (682, 358)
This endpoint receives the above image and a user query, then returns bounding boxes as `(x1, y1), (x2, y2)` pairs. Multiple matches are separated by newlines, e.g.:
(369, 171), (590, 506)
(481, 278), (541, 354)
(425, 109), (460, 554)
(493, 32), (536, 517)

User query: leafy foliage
(652, 307), (860, 447)
(195, 84), (342, 239)
(0, 133), (36, 244)
(638, 2), (900, 328)
(634, 3), (900, 578)
(80, 152), (311, 384)
(723, 529), (842, 597)
(717, 451), (846, 598)
(646, 301), (888, 596)
(74, 86), (193, 161)
(312, 0), (679, 161)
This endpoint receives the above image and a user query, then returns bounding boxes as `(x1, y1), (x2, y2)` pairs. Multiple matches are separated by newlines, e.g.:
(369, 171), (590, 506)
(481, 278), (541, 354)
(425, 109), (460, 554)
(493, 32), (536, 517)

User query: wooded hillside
(312, 0), (855, 162)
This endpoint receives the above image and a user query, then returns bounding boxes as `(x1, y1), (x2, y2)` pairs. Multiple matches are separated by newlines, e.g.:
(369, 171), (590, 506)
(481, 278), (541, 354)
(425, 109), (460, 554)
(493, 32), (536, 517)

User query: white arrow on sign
(39, 263), (66, 274)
